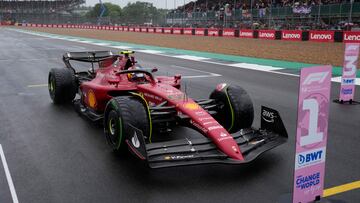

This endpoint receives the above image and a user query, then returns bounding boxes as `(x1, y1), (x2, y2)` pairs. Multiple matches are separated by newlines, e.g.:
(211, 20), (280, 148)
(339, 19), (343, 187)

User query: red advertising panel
(343, 31), (360, 43)
(239, 30), (253, 38)
(148, 28), (155, 33)
(195, 28), (206, 36)
(135, 27), (140, 32)
(208, 28), (219, 37)
(173, 28), (182, 35)
(293, 65), (332, 203)
(258, 30), (276, 40)
(282, 30), (302, 41)
(164, 28), (172, 34)
(309, 31), (334, 42)
(183, 28), (193, 35)
(339, 43), (359, 102)
(155, 27), (163, 33)
(222, 28), (235, 37)
(141, 27), (147, 32)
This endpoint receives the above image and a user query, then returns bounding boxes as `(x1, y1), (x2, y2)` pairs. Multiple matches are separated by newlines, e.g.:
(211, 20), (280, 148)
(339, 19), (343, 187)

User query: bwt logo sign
(298, 150), (323, 164)
(296, 148), (326, 169)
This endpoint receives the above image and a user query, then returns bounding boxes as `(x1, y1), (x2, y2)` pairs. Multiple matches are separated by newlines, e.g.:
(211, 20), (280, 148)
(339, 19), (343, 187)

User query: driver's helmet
(119, 50), (135, 70)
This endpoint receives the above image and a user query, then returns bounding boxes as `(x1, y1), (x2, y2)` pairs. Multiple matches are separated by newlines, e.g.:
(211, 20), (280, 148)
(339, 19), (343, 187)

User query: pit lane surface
(0, 28), (359, 203)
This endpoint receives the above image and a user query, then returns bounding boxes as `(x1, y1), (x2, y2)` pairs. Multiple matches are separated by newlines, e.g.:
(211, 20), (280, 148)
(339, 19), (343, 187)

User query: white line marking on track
(173, 55), (210, 61)
(137, 50), (164, 54)
(182, 75), (221, 79)
(0, 144), (19, 203)
(229, 63), (283, 71)
(109, 45), (132, 50)
(171, 65), (221, 77)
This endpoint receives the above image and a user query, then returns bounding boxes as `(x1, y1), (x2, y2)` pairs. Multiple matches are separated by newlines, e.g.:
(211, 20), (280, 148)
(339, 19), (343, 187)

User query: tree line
(85, 1), (167, 25)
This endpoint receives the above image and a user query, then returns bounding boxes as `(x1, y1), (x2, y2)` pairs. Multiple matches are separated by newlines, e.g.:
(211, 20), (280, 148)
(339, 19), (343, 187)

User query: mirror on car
(151, 68), (158, 73)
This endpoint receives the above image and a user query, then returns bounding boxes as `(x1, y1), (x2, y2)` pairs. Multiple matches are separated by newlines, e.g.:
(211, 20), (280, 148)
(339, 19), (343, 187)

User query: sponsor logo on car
(164, 155), (195, 160)
(131, 132), (140, 148)
(262, 109), (276, 123)
(183, 102), (200, 110)
(87, 89), (97, 108)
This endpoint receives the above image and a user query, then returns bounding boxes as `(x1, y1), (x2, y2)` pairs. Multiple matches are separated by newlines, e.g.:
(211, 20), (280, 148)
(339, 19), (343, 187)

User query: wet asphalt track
(0, 28), (359, 203)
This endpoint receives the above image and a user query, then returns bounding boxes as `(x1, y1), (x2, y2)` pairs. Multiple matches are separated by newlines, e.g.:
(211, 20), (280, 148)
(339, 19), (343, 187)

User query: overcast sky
(85, 0), (191, 9)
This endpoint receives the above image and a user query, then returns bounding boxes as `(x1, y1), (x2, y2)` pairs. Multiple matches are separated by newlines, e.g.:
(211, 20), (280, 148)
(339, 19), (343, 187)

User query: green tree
(122, 1), (161, 24)
(86, 3), (122, 19)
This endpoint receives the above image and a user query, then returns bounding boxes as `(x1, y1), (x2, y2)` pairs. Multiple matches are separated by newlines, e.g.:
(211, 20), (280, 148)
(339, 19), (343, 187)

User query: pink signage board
(339, 43), (359, 102)
(293, 65), (332, 203)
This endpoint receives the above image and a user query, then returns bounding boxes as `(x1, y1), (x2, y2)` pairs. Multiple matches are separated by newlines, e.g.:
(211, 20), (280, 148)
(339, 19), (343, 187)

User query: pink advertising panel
(339, 43), (359, 102)
(293, 65), (332, 203)
(148, 28), (155, 33)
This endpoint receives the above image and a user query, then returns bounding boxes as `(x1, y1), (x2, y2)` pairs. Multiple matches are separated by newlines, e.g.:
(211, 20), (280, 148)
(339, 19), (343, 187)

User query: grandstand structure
(0, 0), (85, 24)
(166, 0), (360, 30)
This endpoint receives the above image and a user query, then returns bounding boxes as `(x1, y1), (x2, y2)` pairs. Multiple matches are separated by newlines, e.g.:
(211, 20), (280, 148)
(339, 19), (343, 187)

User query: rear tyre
(210, 84), (254, 133)
(48, 68), (77, 104)
(104, 96), (151, 152)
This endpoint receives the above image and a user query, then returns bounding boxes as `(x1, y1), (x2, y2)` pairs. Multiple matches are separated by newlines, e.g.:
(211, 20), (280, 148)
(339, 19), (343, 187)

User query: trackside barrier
(19, 23), (360, 43)
(292, 65), (332, 203)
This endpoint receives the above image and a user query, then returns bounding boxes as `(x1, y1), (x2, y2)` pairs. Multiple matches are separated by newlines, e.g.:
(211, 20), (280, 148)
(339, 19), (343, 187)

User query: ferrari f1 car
(48, 50), (288, 168)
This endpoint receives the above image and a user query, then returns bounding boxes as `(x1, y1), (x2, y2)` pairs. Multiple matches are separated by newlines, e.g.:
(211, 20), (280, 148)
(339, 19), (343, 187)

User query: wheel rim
(49, 76), (55, 96)
(108, 118), (116, 136)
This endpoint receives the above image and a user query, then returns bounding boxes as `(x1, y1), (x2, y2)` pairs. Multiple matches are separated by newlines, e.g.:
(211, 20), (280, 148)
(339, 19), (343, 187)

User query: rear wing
(62, 51), (116, 70)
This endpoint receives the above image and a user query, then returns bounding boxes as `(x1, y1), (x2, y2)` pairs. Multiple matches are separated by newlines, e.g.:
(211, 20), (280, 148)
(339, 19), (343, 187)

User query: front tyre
(210, 84), (254, 133)
(48, 68), (77, 104)
(104, 96), (151, 152)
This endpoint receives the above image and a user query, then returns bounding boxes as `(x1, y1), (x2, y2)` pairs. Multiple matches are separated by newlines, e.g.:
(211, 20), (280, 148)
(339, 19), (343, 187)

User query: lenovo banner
(309, 31), (334, 42)
(282, 30), (302, 41)
(258, 30), (276, 40)
(339, 43), (359, 102)
(164, 28), (172, 34)
(183, 28), (193, 35)
(173, 28), (182, 34)
(239, 30), (253, 38)
(141, 27), (147, 32)
(343, 31), (360, 43)
(208, 28), (219, 37)
(195, 28), (206, 36)
(222, 29), (235, 37)
(293, 65), (332, 203)
(155, 27), (163, 33)
(148, 28), (155, 33)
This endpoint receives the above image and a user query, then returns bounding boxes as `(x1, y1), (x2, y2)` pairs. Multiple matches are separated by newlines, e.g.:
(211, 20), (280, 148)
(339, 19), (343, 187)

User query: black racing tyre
(104, 96), (151, 152)
(210, 84), (254, 133)
(48, 68), (77, 104)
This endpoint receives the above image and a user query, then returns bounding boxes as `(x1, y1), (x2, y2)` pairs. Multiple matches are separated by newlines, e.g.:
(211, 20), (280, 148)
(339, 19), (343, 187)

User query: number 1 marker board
(293, 66), (332, 203)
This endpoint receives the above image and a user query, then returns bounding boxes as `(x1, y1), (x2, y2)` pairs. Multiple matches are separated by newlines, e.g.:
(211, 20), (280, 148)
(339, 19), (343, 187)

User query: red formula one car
(48, 50), (288, 168)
